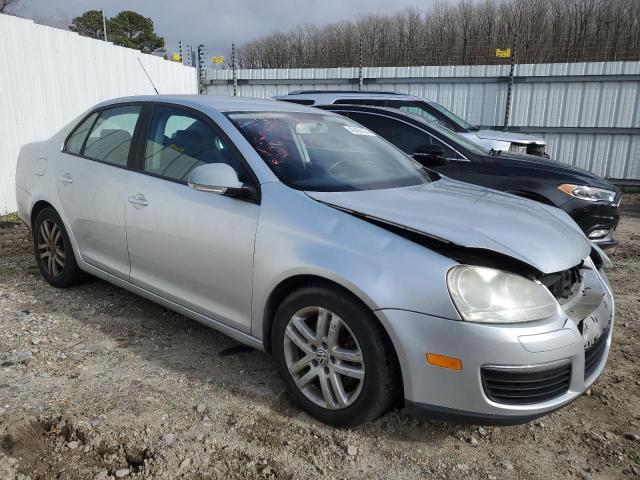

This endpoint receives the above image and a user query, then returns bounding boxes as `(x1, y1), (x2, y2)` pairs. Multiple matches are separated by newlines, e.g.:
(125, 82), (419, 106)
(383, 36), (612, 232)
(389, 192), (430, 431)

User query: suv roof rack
(287, 90), (403, 95)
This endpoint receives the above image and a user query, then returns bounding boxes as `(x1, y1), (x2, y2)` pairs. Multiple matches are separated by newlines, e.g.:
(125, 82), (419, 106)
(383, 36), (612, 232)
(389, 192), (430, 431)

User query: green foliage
(0, 0), (18, 14)
(107, 11), (165, 54)
(0, 213), (20, 228)
(69, 9), (165, 54)
(69, 10), (105, 39)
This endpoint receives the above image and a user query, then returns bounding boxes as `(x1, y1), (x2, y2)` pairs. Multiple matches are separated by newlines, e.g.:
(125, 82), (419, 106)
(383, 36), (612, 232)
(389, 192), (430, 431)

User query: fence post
(101, 10), (108, 42)
(503, 32), (517, 130)
(358, 37), (364, 91)
(232, 43), (237, 97)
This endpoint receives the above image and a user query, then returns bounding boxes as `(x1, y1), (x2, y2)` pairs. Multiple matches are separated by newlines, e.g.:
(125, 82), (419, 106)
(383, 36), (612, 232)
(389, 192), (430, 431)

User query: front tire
(33, 207), (85, 288)
(272, 285), (400, 427)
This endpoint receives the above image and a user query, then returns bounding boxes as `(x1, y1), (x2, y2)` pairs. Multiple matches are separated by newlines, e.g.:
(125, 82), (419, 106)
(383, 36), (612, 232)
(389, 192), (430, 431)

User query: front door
(125, 105), (259, 332)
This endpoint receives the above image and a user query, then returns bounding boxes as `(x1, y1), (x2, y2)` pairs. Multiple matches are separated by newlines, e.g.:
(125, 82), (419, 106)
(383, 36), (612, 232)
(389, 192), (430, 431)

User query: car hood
(306, 178), (591, 274)
(489, 152), (617, 190)
(473, 129), (546, 145)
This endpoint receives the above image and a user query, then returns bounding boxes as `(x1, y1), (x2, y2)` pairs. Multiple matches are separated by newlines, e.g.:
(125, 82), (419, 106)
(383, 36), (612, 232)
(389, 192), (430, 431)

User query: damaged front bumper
(376, 262), (614, 424)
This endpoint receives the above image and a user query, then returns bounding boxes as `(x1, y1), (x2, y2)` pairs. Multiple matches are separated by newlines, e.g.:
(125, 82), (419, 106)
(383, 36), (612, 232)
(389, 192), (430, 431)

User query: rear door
(56, 104), (143, 278)
(124, 104), (259, 332)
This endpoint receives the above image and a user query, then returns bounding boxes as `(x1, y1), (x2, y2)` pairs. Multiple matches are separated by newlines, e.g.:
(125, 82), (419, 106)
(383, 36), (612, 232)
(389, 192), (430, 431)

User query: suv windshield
(417, 115), (489, 156)
(227, 111), (431, 192)
(426, 102), (477, 132)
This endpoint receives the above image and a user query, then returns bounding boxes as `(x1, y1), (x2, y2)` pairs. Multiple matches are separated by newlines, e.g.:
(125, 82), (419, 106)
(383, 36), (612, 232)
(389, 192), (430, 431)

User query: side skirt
(79, 263), (265, 351)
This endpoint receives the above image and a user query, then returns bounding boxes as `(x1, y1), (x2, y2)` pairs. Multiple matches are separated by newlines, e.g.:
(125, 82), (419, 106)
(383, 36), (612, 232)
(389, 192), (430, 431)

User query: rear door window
(84, 106), (142, 167)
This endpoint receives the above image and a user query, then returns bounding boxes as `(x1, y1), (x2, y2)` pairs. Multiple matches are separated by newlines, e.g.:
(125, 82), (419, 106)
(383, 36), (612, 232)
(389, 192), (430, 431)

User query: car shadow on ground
(23, 261), (459, 443)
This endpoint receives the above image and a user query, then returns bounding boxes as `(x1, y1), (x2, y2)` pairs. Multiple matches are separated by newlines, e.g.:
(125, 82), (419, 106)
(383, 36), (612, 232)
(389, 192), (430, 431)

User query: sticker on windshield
(343, 125), (376, 136)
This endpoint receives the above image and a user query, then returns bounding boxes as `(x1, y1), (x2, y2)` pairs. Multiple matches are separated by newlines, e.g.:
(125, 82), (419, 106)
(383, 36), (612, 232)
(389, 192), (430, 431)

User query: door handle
(60, 173), (74, 184)
(128, 194), (149, 207)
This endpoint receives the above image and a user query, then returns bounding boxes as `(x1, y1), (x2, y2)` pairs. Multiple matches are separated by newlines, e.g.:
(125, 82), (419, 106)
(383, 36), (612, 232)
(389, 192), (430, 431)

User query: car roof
(94, 94), (325, 115)
(276, 90), (423, 102)
(288, 90), (404, 95)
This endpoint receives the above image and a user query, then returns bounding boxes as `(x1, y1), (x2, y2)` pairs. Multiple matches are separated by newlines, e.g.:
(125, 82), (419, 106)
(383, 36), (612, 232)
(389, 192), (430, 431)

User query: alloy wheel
(283, 306), (365, 410)
(38, 219), (66, 278)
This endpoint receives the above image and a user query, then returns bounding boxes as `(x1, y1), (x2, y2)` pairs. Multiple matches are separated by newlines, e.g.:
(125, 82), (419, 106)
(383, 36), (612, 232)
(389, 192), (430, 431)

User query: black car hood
(491, 152), (616, 190)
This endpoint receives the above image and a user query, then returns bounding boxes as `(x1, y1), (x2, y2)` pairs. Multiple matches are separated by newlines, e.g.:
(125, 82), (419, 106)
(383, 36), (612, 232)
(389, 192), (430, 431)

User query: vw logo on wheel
(315, 349), (329, 366)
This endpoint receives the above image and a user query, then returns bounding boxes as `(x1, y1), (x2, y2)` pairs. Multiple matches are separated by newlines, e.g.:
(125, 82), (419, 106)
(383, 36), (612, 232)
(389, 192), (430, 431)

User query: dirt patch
(1, 195), (639, 480)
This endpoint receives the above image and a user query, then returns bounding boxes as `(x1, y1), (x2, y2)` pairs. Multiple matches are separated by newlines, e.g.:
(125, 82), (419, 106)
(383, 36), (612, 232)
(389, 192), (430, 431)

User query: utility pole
(503, 31), (517, 130)
(232, 43), (237, 97)
(186, 45), (192, 67)
(358, 37), (363, 91)
(101, 10), (108, 42)
(197, 45), (206, 94)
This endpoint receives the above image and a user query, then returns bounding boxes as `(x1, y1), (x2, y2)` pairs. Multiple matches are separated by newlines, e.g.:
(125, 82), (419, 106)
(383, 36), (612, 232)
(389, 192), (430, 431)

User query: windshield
(388, 101), (454, 131)
(227, 111), (431, 192)
(418, 115), (490, 156)
(424, 102), (476, 131)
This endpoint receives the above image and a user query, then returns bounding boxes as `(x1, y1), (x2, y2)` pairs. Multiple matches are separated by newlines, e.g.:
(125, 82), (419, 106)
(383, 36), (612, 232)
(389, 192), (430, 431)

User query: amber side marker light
(426, 353), (462, 371)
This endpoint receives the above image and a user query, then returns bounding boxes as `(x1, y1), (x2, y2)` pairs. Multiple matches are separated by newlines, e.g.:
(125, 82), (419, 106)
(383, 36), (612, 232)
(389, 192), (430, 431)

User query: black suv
(318, 104), (621, 247)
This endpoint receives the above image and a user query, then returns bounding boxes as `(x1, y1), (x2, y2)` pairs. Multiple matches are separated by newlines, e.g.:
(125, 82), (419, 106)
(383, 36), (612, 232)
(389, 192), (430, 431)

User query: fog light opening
(426, 353), (462, 371)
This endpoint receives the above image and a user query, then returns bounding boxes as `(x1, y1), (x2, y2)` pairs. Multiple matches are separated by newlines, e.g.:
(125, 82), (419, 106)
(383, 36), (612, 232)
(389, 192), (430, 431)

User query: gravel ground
(1, 196), (639, 480)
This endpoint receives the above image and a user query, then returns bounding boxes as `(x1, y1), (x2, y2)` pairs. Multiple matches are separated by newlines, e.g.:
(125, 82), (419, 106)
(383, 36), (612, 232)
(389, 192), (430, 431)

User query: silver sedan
(15, 95), (614, 426)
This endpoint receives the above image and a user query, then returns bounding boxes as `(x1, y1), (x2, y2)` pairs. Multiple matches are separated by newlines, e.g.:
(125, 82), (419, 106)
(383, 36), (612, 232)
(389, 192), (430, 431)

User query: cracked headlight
(447, 265), (559, 323)
(558, 184), (616, 203)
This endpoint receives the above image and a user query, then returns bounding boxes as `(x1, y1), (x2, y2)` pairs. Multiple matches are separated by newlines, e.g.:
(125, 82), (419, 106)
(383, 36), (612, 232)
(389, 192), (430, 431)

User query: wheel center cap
(315, 349), (329, 366)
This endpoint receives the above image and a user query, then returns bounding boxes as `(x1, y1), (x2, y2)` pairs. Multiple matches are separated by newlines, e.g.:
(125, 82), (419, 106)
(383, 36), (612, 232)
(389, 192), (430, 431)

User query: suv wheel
(272, 285), (399, 426)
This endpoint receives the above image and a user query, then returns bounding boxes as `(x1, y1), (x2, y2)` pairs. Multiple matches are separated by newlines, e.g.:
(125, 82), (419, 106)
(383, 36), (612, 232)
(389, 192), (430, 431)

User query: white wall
(0, 14), (198, 214)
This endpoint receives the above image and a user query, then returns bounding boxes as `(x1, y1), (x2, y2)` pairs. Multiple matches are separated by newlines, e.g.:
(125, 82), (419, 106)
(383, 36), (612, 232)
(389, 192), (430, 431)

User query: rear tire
(33, 207), (85, 288)
(272, 285), (400, 427)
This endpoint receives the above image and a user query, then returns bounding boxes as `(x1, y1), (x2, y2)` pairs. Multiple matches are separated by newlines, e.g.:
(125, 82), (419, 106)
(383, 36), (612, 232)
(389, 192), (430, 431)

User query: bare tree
(235, 0), (640, 68)
(0, 0), (18, 14)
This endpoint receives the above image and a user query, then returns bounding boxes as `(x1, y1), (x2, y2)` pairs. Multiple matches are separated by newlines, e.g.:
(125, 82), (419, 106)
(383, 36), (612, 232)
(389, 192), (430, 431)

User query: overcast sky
(13, 0), (443, 56)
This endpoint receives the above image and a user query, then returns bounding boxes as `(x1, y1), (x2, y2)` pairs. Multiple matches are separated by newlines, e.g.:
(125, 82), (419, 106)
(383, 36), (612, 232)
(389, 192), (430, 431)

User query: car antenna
(137, 58), (159, 95)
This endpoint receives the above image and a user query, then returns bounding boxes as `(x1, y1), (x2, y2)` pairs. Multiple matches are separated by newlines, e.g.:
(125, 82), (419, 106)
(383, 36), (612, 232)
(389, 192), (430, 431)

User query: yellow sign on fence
(496, 48), (511, 58)
(171, 52), (182, 62)
(211, 56), (225, 64)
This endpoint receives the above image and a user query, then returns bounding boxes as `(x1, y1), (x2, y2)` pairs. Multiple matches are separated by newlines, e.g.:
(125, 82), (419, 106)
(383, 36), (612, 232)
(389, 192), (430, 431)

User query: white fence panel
(0, 14), (198, 214)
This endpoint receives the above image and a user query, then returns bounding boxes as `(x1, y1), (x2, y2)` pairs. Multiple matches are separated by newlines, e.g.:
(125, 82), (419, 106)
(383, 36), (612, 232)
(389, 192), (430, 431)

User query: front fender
(251, 183), (459, 340)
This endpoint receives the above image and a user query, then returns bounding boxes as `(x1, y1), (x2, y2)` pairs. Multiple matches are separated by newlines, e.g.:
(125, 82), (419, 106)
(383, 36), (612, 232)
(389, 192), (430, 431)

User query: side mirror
(412, 144), (449, 166)
(188, 163), (244, 196)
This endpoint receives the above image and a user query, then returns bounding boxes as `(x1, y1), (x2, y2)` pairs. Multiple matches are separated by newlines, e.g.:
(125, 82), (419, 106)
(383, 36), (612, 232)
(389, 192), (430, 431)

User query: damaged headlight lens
(558, 184), (616, 203)
(447, 265), (558, 323)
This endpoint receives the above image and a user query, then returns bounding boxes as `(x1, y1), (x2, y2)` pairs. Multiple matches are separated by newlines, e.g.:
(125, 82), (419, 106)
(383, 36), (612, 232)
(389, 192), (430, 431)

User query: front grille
(584, 329), (609, 379)
(482, 363), (572, 405)
(539, 266), (582, 300)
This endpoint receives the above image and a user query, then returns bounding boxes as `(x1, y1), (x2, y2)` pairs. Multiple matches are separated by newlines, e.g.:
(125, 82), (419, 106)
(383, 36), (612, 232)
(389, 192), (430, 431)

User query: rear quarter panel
(15, 140), (51, 226)
(15, 114), (82, 227)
